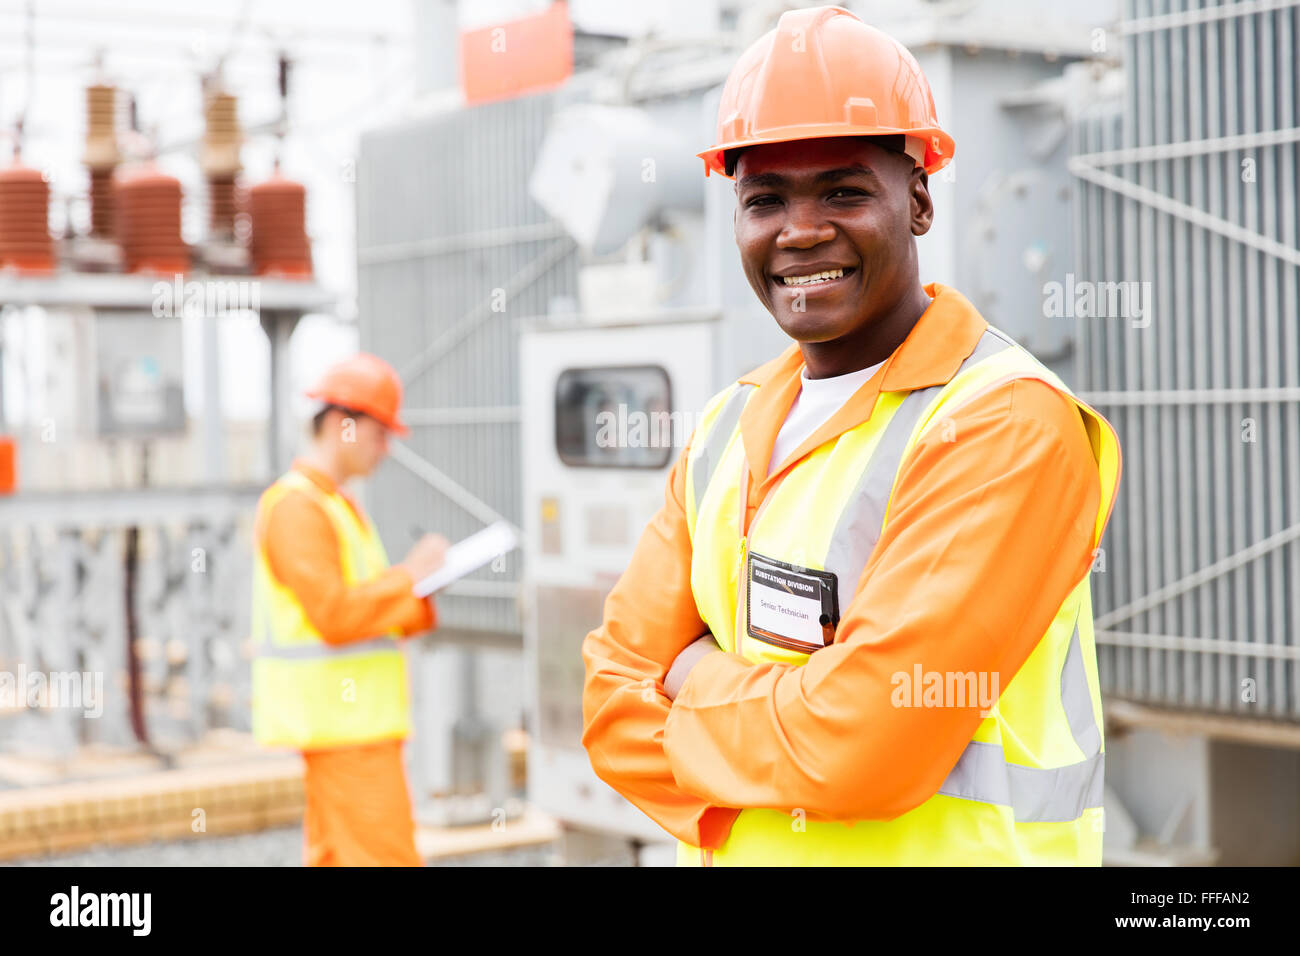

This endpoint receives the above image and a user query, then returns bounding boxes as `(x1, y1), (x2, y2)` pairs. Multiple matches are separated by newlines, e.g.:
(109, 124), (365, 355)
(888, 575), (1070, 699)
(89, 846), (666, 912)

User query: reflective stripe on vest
(822, 327), (1013, 616)
(250, 470), (410, 749)
(686, 382), (755, 538)
(680, 324), (1120, 865)
(691, 383), (754, 516)
(940, 743), (1103, 823)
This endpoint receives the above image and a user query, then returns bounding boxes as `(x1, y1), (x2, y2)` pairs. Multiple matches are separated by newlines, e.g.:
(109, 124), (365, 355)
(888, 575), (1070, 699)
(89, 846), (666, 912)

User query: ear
(909, 168), (934, 237)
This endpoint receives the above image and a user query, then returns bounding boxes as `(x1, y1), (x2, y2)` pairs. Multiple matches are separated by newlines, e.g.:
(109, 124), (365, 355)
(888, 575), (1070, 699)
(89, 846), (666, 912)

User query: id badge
(746, 551), (840, 653)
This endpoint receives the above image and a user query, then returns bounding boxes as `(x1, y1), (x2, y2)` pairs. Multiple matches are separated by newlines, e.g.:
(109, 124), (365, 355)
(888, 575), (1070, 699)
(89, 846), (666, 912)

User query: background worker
(582, 6), (1122, 866)
(250, 352), (448, 866)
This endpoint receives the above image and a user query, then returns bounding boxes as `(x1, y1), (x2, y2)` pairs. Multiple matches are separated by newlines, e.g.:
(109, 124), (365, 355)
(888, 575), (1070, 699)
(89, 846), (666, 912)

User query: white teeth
(781, 268), (845, 286)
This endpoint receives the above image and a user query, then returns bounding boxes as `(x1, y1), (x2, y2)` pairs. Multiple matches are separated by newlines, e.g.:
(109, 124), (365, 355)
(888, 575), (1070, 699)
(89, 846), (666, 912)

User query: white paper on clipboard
(412, 521), (519, 598)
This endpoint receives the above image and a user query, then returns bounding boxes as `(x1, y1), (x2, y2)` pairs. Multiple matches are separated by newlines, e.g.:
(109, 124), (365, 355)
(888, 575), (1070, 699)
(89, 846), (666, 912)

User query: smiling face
(733, 137), (935, 376)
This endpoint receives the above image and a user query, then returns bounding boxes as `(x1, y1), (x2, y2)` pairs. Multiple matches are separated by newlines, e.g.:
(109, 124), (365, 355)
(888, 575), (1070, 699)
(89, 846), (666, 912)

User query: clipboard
(412, 521), (519, 598)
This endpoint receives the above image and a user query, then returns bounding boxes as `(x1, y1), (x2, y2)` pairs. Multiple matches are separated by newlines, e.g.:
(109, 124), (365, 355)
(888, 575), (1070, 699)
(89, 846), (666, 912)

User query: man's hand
(665, 634), (721, 700)
(398, 533), (448, 584)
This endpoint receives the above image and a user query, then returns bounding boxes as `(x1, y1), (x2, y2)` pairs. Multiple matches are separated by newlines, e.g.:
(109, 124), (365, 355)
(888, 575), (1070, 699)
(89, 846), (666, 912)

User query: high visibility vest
(679, 325), (1121, 865)
(251, 470), (411, 750)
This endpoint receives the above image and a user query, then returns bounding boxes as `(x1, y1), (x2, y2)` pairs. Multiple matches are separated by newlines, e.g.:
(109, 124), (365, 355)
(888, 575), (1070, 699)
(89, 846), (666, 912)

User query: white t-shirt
(766, 358), (887, 477)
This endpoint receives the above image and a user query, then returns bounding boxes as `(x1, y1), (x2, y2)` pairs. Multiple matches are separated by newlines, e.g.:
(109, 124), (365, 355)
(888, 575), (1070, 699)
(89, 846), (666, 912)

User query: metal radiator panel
(356, 92), (581, 636)
(1073, 0), (1300, 718)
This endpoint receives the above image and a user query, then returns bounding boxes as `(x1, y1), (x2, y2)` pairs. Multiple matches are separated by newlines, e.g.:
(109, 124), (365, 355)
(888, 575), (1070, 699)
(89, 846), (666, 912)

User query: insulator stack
(114, 165), (189, 275)
(208, 176), (238, 240)
(248, 173), (312, 277)
(201, 91), (242, 240)
(89, 168), (115, 236)
(83, 84), (120, 238)
(0, 160), (56, 274)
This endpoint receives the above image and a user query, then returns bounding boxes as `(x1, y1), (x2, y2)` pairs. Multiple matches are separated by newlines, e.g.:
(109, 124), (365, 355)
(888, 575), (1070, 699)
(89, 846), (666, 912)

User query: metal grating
(356, 91), (580, 637)
(1072, 0), (1300, 718)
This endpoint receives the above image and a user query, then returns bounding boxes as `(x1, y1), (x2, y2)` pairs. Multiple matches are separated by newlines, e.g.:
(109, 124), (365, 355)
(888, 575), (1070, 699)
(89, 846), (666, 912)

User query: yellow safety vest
(250, 470), (411, 750)
(679, 326), (1121, 865)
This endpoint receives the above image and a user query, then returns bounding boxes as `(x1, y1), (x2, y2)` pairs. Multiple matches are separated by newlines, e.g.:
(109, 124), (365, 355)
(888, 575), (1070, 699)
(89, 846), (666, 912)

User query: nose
(776, 199), (835, 249)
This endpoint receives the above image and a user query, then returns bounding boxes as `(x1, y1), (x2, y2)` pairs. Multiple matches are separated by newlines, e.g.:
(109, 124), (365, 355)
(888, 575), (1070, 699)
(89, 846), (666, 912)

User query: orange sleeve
(581, 440), (741, 849)
(663, 378), (1103, 823)
(260, 489), (436, 645)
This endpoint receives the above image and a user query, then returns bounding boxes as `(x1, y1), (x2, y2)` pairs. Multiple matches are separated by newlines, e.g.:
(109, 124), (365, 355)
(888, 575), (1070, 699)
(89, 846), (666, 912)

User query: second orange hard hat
(305, 352), (410, 437)
(698, 5), (955, 178)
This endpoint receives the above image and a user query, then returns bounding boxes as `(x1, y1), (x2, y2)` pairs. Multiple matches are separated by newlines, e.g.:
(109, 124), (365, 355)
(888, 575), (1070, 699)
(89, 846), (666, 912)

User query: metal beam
(1096, 520), (1300, 628)
(1073, 125), (1300, 167)
(387, 441), (518, 532)
(0, 274), (335, 312)
(401, 405), (521, 425)
(1067, 158), (1300, 268)
(0, 485), (262, 526)
(1079, 387), (1300, 406)
(1105, 698), (1300, 750)
(357, 222), (566, 266)
(1098, 630), (1300, 661)
(1120, 0), (1300, 35)
(399, 238), (574, 386)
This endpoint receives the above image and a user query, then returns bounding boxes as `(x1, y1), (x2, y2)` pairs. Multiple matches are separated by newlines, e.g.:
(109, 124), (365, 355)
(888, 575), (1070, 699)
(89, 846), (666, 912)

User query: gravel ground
(5, 826), (564, 867)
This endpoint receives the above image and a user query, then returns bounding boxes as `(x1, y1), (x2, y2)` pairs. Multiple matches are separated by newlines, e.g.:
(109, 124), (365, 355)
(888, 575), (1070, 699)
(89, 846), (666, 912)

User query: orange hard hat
(305, 353), (410, 437)
(698, 5), (954, 178)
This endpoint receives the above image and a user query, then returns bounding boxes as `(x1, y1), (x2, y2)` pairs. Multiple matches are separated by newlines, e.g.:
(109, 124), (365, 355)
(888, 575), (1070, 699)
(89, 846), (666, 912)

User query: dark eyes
(743, 187), (868, 208)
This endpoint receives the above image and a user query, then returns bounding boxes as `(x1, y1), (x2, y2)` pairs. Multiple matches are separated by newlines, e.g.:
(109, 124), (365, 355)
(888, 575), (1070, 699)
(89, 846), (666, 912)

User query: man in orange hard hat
(583, 6), (1122, 865)
(250, 352), (448, 866)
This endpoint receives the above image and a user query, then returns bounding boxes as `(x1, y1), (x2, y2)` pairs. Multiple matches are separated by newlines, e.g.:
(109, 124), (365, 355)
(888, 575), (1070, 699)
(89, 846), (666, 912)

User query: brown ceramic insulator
(83, 84), (120, 170)
(248, 173), (312, 277)
(85, 84), (120, 238)
(208, 175), (238, 240)
(89, 166), (116, 237)
(201, 91), (242, 177)
(114, 166), (189, 275)
(0, 163), (55, 273)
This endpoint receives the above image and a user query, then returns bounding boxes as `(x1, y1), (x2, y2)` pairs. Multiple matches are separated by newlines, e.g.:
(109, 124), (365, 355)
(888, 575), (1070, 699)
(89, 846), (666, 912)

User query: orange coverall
(256, 459), (436, 866)
(582, 284), (1105, 848)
